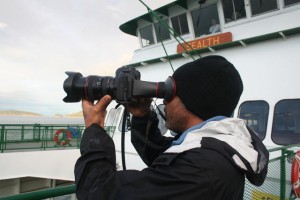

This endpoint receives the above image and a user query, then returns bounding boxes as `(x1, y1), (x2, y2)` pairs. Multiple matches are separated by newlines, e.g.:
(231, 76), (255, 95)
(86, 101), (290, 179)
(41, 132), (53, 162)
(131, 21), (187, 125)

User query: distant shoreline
(0, 114), (40, 117)
(0, 115), (84, 124)
(0, 110), (41, 117)
(0, 110), (83, 118)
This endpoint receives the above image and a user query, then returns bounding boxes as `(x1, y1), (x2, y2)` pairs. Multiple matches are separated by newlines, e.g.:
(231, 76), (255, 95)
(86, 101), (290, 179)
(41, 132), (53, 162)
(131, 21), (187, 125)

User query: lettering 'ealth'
(177, 32), (232, 54)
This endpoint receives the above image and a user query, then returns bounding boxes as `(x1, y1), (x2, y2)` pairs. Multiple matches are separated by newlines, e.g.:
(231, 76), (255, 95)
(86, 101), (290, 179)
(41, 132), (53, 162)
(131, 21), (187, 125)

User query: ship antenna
(138, 0), (200, 62)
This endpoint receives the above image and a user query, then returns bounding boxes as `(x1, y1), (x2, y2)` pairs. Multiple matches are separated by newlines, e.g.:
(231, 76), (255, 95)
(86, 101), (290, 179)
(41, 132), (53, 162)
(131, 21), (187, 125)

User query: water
(0, 116), (84, 125)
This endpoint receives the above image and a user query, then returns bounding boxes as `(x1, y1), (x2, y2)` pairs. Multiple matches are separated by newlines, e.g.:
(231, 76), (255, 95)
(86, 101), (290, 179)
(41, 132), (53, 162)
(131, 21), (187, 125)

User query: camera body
(111, 67), (141, 103)
(63, 66), (175, 103)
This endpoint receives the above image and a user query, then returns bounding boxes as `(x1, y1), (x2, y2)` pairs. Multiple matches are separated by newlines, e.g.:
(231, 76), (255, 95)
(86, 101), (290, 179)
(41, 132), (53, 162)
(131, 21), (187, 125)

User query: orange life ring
(54, 129), (72, 146)
(291, 150), (300, 198)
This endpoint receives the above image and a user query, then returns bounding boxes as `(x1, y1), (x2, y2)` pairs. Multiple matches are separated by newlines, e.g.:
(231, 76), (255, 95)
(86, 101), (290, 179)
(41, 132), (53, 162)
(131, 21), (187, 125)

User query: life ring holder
(291, 150), (300, 198)
(54, 129), (72, 146)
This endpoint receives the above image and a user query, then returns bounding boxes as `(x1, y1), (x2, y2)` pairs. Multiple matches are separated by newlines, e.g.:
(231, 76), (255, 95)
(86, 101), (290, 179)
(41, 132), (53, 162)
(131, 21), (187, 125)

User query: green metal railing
(0, 185), (76, 200)
(0, 124), (116, 153)
(0, 124), (85, 152)
(1, 144), (299, 200)
(243, 144), (300, 200)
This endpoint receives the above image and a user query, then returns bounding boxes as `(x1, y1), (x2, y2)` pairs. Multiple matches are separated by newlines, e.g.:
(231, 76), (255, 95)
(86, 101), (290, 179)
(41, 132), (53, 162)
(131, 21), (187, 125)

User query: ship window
(113, 107), (122, 127)
(156, 104), (168, 135)
(105, 108), (116, 127)
(118, 112), (132, 133)
(272, 99), (300, 145)
(284, 0), (300, 7)
(139, 24), (154, 47)
(250, 0), (278, 16)
(171, 13), (189, 36)
(105, 108), (117, 137)
(238, 101), (269, 141)
(191, 3), (220, 37)
(222, 0), (246, 23)
(156, 104), (177, 136)
(154, 19), (171, 42)
(117, 105), (155, 133)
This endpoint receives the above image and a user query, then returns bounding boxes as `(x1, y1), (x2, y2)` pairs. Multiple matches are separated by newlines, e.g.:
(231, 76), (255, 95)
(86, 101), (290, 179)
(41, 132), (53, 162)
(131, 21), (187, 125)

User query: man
(75, 55), (269, 200)
(208, 19), (220, 34)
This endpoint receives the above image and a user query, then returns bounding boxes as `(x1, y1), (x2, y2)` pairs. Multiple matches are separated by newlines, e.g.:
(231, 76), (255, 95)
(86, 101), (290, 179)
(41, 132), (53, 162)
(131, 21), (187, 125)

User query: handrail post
(21, 125), (24, 141)
(280, 148), (287, 200)
(76, 125), (79, 148)
(0, 125), (4, 153)
(43, 126), (48, 150)
(40, 125), (43, 150)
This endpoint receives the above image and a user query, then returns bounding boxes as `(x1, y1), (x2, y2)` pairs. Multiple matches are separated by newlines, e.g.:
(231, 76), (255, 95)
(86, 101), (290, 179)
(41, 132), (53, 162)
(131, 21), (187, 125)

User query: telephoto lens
(63, 72), (115, 102)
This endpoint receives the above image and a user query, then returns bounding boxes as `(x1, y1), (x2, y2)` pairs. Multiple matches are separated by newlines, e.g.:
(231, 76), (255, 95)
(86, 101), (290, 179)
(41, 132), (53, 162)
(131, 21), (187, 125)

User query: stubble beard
(165, 114), (188, 134)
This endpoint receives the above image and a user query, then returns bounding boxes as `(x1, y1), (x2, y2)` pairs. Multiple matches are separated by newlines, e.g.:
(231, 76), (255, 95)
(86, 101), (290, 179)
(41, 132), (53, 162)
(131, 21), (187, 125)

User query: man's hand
(127, 98), (152, 117)
(82, 95), (112, 128)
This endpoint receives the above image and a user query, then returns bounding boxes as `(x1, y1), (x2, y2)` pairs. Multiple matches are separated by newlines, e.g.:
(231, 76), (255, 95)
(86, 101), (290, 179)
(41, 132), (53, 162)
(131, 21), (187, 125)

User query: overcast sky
(0, 0), (172, 115)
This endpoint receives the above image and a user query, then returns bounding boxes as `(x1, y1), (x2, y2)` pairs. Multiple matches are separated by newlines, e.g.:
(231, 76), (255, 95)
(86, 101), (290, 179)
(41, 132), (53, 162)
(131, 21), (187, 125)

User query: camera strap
(131, 129), (167, 151)
(121, 107), (129, 170)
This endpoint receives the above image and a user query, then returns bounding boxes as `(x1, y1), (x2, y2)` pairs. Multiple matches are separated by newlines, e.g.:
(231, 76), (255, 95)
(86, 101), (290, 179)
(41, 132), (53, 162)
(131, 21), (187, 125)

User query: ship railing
(0, 124), (117, 153)
(243, 143), (300, 200)
(1, 144), (300, 200)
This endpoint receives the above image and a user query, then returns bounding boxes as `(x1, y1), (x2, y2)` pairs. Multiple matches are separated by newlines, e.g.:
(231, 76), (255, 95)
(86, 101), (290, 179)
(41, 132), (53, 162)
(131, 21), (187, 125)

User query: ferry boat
(1, 0), (300, 199)
(107, 0), (300, 199)
(110, 0), (300, 164)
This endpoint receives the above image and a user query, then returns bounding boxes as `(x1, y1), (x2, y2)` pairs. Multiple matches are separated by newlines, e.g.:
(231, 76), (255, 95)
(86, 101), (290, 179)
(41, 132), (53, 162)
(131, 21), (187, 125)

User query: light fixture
(239, 40), (247, 47)
(208, 47), (216, 53)
(279, 32), (286, 40)
(160, 57), (168, 62)
(141, 62), (149, 66)
(182, 52), (189, 58)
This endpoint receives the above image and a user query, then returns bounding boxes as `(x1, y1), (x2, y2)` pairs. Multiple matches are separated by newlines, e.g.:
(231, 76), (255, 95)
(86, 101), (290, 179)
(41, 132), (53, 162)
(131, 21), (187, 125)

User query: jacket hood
(165, 118), (269, 186)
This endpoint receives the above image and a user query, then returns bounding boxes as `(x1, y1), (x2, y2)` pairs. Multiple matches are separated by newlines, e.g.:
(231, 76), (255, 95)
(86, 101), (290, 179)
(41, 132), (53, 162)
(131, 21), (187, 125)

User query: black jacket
(75, 113), (268, 200)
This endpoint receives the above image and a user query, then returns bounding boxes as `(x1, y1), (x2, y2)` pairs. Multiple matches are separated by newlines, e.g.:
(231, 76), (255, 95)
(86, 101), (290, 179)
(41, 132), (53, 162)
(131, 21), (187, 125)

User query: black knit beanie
(172, 55), (243, 120)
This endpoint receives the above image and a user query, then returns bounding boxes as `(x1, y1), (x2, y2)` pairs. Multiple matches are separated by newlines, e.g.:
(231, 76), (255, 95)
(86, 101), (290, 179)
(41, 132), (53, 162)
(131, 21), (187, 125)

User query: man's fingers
(82, 99), (93, 108)
(94, 95), (112, 112)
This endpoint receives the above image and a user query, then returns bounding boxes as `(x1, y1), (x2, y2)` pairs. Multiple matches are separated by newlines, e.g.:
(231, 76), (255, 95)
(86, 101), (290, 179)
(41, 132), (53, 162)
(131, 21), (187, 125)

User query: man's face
(163, 96), (189, 134)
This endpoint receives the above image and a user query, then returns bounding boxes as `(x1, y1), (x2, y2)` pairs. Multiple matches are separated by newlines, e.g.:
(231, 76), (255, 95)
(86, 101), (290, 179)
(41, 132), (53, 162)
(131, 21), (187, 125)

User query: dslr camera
(63, 67), (175, 103)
